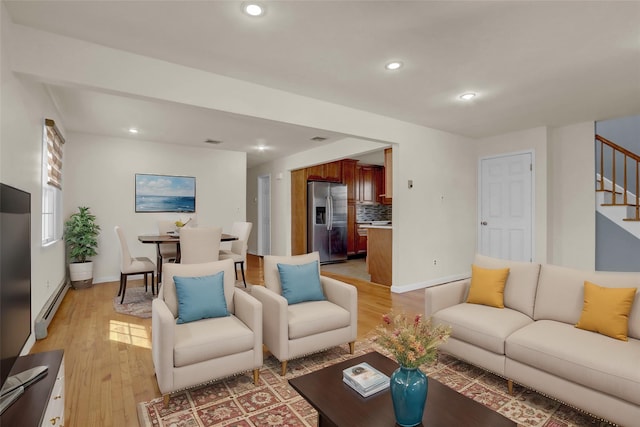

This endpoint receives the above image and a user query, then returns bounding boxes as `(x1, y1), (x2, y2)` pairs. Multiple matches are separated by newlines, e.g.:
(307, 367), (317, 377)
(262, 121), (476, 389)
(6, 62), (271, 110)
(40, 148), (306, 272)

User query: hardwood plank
(30, 255), (424, 426)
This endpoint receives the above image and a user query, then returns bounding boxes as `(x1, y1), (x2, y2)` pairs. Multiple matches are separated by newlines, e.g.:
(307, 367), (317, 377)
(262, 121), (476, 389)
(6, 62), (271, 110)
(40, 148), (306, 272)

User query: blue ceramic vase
(389, 365), (428, 427)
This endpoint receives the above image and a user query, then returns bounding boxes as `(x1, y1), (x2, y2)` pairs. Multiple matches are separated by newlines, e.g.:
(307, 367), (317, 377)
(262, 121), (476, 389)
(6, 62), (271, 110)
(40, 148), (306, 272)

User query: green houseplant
(64, 206), (100, 289)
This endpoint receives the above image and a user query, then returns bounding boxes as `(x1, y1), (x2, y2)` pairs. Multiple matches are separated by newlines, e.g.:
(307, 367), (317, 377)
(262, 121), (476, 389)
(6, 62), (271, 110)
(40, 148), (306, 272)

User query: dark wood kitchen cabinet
(306, 161), (342, 182)
(356, 164), (384, 204)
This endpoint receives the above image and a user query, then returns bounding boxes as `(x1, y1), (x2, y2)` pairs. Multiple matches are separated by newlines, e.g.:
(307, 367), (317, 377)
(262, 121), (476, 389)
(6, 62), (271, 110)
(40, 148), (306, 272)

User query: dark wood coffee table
(289, 351), (516, 427)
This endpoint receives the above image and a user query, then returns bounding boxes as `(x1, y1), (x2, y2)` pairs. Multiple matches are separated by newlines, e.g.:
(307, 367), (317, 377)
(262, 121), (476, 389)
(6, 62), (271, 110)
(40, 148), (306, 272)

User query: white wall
(476, 127), (550, 263)
(1, 2), (66, 352)
(64, 133), (246, 283)
(476, 123), (597, 269)
(548, 122), (596, 269)
(247, 132), (477, 292)
(393, 130), (476, 290)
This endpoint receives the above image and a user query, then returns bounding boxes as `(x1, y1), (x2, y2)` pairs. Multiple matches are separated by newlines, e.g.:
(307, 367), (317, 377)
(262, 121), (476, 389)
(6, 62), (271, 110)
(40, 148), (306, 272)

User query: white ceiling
(5, 1), (640, 167)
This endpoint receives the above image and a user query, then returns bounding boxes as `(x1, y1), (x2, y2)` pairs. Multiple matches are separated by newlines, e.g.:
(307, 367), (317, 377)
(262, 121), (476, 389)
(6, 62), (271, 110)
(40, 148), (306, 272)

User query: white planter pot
(69, 261), (94, 289)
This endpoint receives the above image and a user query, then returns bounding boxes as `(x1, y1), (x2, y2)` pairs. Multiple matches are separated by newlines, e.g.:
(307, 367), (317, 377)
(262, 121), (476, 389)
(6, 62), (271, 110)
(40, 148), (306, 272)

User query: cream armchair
(152, 258), (262, 404)
(252, 252), (357, 375)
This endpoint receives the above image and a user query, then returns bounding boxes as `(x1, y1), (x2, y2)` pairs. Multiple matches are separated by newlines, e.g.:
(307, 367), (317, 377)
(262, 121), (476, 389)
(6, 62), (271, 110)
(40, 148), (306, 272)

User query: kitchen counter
(366, 227), (392, 286)
(359, 224), (392, 229)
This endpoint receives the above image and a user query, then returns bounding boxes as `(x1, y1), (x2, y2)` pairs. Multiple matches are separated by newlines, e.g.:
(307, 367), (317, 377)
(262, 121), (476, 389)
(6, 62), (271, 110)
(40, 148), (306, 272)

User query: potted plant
(64, 206), (101, 289)
(375, 311), (451, 427)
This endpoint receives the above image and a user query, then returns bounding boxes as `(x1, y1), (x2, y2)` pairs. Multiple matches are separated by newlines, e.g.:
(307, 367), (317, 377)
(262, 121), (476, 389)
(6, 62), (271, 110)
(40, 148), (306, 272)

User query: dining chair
(179, 227), (222, 264)
(219, 222), (253, 287)
(114, 225), (156, 304)
(156, 220), (179, 283)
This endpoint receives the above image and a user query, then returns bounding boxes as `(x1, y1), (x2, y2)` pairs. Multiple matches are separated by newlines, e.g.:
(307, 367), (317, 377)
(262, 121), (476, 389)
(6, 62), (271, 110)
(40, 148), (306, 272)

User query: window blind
(45, 118), (65, 190)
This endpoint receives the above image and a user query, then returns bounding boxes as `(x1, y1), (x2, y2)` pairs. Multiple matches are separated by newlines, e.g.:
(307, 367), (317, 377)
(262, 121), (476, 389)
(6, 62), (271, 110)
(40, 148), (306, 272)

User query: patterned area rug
(136, 340), (614, 427)
(113, 286), (155, 318)
(113, 281), (253, 319)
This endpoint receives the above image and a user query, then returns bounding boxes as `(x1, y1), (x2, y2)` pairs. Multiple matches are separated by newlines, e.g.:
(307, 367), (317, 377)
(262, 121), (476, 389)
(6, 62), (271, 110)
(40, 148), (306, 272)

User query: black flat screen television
(0, 183), (31, 390)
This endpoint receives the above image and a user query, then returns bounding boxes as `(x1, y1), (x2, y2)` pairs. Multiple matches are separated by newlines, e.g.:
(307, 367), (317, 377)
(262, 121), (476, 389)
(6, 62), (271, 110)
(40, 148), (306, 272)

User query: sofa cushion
(277, 261), (326, 305)
(473, 254), (541, 318)
(433, 303), (533, 355)
(506, 320), (640, 406)
(467, 265), (509, 308)
(174, 272), (229, 324)
(534, 264), (640, 340)
(575, 281), (637, 341)
(174, 315), (254, 367)
(287, 300), (350, 340)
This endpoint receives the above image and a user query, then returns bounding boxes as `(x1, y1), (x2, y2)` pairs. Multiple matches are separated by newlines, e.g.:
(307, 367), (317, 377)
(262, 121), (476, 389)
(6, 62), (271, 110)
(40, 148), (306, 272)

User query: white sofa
(425, 254), (640, 426)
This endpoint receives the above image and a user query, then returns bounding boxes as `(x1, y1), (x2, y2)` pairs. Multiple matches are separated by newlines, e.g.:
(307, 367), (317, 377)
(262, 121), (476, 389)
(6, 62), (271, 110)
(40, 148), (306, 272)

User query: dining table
(138, 232), (238, 283)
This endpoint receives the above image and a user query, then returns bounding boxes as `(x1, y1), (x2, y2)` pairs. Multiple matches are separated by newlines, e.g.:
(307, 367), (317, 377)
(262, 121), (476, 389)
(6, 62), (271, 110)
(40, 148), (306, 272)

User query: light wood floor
(30, 255), (425, 427)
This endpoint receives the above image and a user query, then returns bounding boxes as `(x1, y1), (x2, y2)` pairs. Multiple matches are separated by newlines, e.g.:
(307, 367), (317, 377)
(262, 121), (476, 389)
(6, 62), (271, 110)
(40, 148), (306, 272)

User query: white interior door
(257, 175), (271, 255)
(479, 152), (533, 262)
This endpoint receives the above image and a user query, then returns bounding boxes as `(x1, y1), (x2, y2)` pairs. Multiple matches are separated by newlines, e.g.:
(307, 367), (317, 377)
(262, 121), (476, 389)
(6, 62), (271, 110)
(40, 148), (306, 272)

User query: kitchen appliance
(307, 181), (348, 263)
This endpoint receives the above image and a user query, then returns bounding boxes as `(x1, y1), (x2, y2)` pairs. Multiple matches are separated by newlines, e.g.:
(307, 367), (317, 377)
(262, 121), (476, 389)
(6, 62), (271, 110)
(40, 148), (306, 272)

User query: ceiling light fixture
(243, 3), (265, 17)
(459, 92), (476, 101)
(257, 145), (266, 152)
(128, 128), (139, 134)
(385, 61), (403, 71)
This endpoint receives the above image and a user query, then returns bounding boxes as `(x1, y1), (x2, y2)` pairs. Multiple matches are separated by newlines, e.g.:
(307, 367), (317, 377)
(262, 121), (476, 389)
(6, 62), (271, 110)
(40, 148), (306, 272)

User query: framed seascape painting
(135, 174), (196, 213)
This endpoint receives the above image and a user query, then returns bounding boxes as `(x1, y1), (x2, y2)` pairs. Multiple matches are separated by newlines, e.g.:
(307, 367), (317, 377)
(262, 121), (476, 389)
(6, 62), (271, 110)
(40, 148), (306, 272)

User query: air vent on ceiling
(204, 139), (223, 145)
(310, 136), (328, 142)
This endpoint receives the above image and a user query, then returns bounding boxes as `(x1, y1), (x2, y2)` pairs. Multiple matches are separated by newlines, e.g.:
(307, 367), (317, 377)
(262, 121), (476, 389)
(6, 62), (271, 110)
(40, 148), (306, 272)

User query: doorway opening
(257, 174), (271, 256)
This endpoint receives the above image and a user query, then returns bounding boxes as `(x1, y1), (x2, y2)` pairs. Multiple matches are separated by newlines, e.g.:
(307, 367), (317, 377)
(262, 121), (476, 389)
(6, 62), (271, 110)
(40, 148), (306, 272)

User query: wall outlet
(433, 259), (437, 266)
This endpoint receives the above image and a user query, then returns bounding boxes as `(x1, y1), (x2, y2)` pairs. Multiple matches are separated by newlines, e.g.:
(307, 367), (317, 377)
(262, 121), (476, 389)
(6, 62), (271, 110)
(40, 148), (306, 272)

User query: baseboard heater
(34, 278), (70, 340)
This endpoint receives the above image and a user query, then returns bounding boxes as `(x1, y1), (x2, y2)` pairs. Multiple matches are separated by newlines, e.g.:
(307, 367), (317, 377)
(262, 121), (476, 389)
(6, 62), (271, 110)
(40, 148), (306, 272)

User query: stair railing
(596, 134), (640, 221)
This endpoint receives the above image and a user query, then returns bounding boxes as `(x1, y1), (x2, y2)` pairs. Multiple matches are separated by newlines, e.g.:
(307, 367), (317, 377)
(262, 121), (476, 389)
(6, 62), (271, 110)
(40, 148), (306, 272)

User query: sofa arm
(321, 276), (357, 311)
(233, 290), (263, 366)
(321, 276), (358, 340)
(424, 279), (470, 317)
(251, 286), (289, 361)
(152, 298), (176, 395)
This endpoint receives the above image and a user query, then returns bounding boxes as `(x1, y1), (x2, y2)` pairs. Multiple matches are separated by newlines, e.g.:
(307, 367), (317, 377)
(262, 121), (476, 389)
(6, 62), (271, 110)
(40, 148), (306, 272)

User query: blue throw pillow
(277, 261), (325, 305)
(173, 272), (229, 324)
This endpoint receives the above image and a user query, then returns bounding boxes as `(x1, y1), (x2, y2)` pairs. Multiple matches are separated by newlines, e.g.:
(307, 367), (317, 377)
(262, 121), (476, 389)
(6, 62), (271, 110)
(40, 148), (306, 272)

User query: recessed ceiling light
(385, 61), (403, 71)
(257, 145), (266, 152)
(243, 3), (265, 17)
(459, 92), (476, 101)
(128, 128), (139, 134)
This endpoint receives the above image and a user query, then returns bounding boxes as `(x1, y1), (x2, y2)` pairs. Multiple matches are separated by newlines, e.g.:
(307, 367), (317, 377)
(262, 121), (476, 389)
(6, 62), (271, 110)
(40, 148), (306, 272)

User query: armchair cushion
(174, 272), (228, 324)
(162, 259), (236, 318)
(288, 300), (351, 339)
(277, 261), (326, 304)
(174, 315), (255, 367)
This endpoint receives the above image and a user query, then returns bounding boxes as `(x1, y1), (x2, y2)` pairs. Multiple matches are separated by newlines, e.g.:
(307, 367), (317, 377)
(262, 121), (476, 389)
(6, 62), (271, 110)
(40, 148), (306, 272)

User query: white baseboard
(390, 272), (470, 294)
(94, 275), (120, 284)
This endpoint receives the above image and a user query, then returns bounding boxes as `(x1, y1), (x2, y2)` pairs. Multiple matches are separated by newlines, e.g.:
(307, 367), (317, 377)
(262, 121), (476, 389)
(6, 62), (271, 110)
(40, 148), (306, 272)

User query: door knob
(481, 221), (488, 226)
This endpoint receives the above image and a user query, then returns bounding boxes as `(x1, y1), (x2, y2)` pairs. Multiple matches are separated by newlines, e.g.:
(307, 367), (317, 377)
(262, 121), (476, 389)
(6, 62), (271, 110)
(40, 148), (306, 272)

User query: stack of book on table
(342, 362), (390, 397)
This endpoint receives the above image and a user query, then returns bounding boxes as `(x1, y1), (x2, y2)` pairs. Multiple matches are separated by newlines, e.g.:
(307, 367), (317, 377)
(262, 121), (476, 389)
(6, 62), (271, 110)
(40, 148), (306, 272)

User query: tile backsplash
(356, 204), (392, 222)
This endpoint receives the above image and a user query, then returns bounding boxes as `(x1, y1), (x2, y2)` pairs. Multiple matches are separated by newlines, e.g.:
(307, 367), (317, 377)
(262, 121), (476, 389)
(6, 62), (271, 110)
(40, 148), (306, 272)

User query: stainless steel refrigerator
(307, 181), (348, 263)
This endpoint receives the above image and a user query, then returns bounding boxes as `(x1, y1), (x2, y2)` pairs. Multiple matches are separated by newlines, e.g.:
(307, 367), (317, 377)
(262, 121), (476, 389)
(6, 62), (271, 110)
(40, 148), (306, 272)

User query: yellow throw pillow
(575, 281), (637, 341)
(466, 265), (510, 308)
